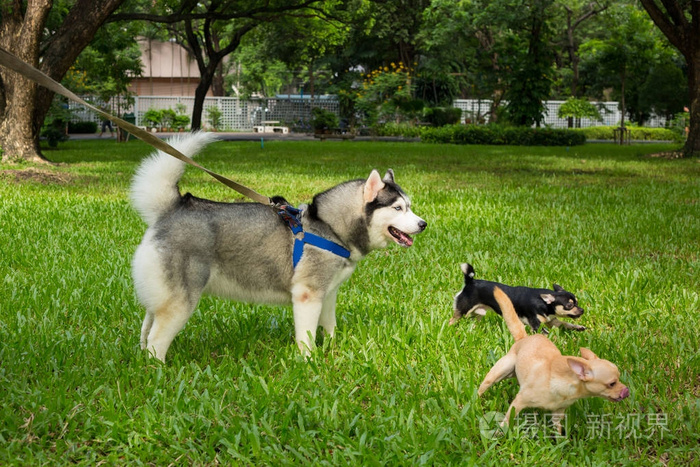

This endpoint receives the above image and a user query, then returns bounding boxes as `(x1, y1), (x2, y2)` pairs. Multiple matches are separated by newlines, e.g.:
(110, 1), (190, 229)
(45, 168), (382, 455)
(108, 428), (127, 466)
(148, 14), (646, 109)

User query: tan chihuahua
(478, 287), (629, 434)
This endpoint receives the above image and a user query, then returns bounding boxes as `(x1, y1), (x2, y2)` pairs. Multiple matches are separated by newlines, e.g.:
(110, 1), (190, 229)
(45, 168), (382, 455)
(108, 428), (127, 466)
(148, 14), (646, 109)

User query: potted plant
(143, 108), (163, 132)
(173, 114), (190, 131)
(160, 108), (177, 132)
(173, 104), (190, 131)
(206, 106), (223, 131)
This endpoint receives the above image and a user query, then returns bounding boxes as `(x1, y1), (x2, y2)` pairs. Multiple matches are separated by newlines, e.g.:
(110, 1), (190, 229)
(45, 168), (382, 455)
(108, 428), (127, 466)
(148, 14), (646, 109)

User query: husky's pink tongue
(389, 226), (413, 247)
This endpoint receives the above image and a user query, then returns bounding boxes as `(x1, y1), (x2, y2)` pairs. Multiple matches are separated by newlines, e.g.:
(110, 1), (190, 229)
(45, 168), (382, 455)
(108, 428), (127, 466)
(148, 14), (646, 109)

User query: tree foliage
(557, 97), (603, 127)
(65, 22), (143, 104)
(111, 0), (339, 129)
(1, 0), (694, 157)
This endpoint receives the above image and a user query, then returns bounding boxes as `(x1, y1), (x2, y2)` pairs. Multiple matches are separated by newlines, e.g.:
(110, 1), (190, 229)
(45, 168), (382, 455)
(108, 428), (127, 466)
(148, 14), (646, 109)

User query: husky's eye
(394, 205), (402, 211)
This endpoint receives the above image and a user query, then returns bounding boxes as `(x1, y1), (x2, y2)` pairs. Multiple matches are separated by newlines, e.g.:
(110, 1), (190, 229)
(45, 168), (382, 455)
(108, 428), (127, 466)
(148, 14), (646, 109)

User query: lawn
(1, 138), (698, 465)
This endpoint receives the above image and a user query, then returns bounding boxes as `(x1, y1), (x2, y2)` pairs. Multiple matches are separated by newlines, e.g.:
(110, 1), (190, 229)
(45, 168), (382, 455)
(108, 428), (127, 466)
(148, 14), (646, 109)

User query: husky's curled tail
(130, 132), (219, 225)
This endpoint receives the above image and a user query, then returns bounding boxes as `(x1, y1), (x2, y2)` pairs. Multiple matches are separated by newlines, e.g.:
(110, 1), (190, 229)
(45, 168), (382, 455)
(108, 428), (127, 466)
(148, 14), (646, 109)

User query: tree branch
(572, 4), (608, 31)
(660, 0), (688, 28)
(108, 0), (324, 24)
(639, 0), (686, 54)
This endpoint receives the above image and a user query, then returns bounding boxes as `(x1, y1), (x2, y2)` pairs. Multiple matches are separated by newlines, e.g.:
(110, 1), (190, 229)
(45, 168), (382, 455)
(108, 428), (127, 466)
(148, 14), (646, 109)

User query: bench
(254, 121), (289, 134)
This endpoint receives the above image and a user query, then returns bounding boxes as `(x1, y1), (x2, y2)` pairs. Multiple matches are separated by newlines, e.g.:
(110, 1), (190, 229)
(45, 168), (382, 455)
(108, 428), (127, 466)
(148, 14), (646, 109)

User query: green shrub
(357, 63), (415, 125)
(423, 107), (462, 127)
(68, 121), (98, 134)
(573, 126), (613, 140)
(311, 107), (339, 131)
(143, 108), (163, 128)
(374, 122), (423, 138)
(206, 106), (223, 130)
(574, 126), (678, 142)
(628, 127), (677, 141)
(173, 114), (190, 131)
(41, 122), (68, 148)
(173, 104), (191, 131)
(41, 99), (71, 147)
(668, 111), (689, 141)
(557, 97), (603, 126)
(421, 124), (586, 146)
(160, 108), (177, 129)
(394, 98), (425, 121)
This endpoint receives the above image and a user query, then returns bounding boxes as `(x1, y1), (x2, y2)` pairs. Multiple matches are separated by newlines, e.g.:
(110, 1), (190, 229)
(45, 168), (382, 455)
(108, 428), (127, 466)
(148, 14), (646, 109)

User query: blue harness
(277, 205), (351, 268)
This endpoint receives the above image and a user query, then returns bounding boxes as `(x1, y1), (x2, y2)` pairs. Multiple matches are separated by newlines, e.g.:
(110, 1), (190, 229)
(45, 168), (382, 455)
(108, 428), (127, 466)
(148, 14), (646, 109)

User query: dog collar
(277, 205), (351, 268)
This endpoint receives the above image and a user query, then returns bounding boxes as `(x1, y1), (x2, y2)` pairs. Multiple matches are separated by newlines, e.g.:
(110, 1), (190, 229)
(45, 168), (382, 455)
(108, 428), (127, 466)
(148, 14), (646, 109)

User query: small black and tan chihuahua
(449, 263), (586, 333)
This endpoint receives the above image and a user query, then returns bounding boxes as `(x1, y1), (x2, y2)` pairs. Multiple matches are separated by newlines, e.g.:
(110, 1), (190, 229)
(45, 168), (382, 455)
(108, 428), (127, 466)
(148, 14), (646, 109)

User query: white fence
(70, 95), (340, 131)
(69, 95), (668, 131)
(452, 99), (669, 128)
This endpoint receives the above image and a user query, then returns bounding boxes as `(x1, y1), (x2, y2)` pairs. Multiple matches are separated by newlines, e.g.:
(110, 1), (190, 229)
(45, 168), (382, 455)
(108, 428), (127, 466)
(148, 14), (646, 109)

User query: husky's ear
(579, 347), (599, 360)
(553, 283), (564, 292)
(460, 263), (469, 275)
(540, 293), (555, 304)
(364, 169), (385, 203)
(383, 169), (395, 183)
(567, 358), (594, 381)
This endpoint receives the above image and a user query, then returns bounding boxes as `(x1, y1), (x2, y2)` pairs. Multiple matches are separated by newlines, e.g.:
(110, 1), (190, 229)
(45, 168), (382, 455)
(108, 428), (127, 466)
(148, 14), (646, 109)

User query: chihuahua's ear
(553, 283), (564, 292)
(540, 293), (555, 304)
(567, 358), (593, 381)
(363, 170), (385, 203)
(579, 347), (599, 360)
(383, 169), (395, 183)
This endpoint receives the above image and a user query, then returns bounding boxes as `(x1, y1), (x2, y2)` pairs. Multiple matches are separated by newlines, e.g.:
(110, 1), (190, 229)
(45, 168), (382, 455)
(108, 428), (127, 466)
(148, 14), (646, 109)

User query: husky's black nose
(418, 220), (427, 232)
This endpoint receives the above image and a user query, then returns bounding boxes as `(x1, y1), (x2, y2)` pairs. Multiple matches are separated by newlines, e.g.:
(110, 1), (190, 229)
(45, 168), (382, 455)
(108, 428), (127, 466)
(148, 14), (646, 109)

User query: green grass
(1, 139), (698, 465)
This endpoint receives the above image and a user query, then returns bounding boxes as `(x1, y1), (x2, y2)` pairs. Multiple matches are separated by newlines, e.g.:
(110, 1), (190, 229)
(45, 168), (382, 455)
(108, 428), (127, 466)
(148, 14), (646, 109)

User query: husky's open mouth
(388, 226), (413, 247)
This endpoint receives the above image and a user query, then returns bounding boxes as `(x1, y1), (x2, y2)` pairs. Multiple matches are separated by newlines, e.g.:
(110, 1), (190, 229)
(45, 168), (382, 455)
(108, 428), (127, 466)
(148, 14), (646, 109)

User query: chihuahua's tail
(494, 286), (527, 341)
(461, 263), (476, 281)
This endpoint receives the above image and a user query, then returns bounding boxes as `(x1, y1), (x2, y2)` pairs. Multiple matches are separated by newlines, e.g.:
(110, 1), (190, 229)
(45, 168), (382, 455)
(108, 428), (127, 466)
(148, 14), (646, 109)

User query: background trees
(110, 0), (335, 130)
(0, 0), (694, 159)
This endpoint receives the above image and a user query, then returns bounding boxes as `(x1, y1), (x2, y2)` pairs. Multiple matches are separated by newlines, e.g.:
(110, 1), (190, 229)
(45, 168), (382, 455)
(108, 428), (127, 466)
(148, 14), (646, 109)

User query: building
(129, 38), (212, 97)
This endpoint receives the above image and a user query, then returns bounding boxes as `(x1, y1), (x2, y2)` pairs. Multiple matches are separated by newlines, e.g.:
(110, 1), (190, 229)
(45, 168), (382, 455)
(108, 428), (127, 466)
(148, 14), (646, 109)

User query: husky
(131, 132), (427, 362)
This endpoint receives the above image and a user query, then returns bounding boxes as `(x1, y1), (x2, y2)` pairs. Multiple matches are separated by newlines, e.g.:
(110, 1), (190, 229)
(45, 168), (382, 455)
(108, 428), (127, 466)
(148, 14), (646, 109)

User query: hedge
(573, 126), (680, 142)
(423, 107), (462, 127)
(420, 124), (586, 146)
(374, 122), (423, 138)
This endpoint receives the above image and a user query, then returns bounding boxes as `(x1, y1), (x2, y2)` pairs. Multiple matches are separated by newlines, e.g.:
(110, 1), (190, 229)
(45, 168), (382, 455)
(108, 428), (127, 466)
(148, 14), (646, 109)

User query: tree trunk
(0, 0), (52, 163)
(212, 61), (226, 96)
(0, 0), (125, 163)
(564, 8), (579, 97)
(683, 5), (700, 156)
(685, 49), (700, 155)
(308, 63), (315, 101)
(191, 73), (213, 131)
(619, 68), (626, 144)
(563, 4), (606, 99)
(639, 0), (698, 157)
